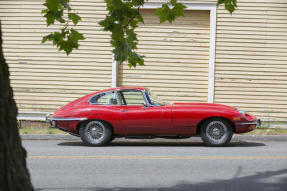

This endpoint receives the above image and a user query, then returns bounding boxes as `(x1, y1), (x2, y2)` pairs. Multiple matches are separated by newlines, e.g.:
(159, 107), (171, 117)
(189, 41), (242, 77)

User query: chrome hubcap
(86, 121), (105, 143)
(206, 121), (227, 143)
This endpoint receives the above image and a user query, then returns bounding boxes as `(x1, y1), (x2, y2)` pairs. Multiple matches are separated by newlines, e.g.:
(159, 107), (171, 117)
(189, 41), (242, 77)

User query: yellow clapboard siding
(16, 100), (70, 106)
(215, 58), (287, 65)
(215, 83), (287, 90)
(14, 92), (86, 99)
(14, 95), (78, 103)
(118, 9), (210, 103)
(215, 101), (287, 110)
(216, 65), (287, 72)
(216, 95), (287, 102)
(11, 83), (110, 90)
(2, 0), (287, 119)
(0, 0), (112, 111)
(13, 87), (97, 94)
(214, 0), (287, 120)
(16, 104), (64, 111)
(9, 76), (111, 83)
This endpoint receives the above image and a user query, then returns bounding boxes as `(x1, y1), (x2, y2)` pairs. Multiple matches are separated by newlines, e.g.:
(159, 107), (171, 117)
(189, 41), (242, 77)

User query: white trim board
(112, 2), (217, 103)
(112, 56), (118, 88)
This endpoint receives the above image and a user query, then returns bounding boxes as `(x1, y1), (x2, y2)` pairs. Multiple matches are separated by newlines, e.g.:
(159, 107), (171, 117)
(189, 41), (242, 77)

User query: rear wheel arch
(77, 119), (114, 135)
(196, 117), (235, 135)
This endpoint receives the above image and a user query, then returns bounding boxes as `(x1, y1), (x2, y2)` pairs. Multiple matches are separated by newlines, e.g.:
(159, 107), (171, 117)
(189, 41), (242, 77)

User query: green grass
(247, 128), (287, 135)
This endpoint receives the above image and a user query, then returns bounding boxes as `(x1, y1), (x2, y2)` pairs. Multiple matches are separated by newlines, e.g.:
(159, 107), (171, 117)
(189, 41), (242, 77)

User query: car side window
(90, 91), (118, 105)
(118, 90), (146, 106)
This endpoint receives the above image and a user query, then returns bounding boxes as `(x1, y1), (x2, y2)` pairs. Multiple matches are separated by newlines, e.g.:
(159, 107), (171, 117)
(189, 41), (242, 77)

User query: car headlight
(236, 108), (246, 118)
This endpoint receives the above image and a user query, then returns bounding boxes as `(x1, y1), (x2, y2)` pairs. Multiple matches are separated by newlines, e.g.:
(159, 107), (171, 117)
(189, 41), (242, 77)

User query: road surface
(23, 139), (287, 191)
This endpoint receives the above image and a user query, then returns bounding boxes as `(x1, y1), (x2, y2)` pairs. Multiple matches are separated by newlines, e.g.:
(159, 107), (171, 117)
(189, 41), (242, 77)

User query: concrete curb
(21, 134), (287, 142)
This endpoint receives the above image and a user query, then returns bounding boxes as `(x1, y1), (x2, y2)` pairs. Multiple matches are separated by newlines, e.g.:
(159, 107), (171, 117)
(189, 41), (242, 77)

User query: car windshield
(146, 89), (165, 106)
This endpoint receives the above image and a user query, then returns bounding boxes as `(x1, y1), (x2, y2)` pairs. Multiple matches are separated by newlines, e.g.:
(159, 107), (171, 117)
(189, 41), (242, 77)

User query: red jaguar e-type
(47, 87), (260, 146)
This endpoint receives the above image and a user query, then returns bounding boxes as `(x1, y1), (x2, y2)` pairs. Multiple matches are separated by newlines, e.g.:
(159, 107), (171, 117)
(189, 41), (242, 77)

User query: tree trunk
(0, 21), (34, 190)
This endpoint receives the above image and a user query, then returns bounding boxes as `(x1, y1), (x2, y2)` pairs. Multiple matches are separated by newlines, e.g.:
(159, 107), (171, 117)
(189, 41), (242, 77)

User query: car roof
(93, 87), (146, 95)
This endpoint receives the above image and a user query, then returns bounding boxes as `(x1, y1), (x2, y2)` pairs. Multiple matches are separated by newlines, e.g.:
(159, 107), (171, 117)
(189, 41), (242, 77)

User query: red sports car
(47, 87), (260, 146)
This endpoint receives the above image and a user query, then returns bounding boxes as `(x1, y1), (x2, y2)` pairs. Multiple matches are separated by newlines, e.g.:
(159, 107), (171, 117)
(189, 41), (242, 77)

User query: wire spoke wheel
(79, 120), (112, 146)
(86, 121), (105, 142)
(206, 121), (228, 144)
(200, 118), (233, 146)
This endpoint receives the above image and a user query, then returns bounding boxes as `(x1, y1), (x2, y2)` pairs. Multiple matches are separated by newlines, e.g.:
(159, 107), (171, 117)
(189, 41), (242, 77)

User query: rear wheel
(79, 120), (112, 146)
(200, 118), (233, 146)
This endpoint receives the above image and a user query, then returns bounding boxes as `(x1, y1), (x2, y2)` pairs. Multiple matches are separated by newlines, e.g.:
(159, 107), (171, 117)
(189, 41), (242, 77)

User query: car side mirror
(142, 103), (149, 108)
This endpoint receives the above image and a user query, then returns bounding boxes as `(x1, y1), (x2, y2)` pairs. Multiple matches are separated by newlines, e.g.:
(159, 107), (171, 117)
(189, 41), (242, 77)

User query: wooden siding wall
(118, 9), (210, 103)
(1, 0), (287, 121)
(214, 0), (287, 120)
(0, 0), (112, 112)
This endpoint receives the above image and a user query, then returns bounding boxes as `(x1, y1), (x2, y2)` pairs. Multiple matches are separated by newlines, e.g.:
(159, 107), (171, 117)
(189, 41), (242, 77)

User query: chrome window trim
(142, 89), (161, 107)
(88, 90), (121, 105)
(117, 89), (147, 106)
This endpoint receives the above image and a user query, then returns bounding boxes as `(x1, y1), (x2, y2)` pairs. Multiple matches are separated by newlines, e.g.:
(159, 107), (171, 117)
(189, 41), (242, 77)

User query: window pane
(121, 91), (145, 105)
(90, 91), (118, 105)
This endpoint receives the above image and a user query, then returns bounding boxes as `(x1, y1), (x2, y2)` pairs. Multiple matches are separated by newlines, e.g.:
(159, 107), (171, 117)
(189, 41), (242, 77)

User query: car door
(118, 90), (170, 134)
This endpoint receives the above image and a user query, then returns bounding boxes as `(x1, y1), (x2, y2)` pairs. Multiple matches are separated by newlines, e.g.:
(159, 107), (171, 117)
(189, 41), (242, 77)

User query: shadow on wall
(35, 168), (287, 191)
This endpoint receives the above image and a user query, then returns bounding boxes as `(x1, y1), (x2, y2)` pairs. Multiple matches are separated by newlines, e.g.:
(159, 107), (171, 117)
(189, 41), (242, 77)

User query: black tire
(79, 120), (112, 146)
(200, 118), (233, 146)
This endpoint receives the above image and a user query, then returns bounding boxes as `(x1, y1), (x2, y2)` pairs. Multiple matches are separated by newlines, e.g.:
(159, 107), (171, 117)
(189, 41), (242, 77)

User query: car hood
(172, 103), (236, 110)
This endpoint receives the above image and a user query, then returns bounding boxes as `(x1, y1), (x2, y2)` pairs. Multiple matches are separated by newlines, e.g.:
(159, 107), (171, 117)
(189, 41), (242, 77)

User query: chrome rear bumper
(46, 114), (87, 122)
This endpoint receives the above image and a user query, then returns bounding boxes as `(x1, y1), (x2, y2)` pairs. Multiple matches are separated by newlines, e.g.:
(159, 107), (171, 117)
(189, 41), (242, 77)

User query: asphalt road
(23, 139), (287, 191)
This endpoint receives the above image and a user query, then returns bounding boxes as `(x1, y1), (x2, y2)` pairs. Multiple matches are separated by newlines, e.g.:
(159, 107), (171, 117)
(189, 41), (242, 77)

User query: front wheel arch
(199, 117), (234, 146)
(196, 117), (235, 135)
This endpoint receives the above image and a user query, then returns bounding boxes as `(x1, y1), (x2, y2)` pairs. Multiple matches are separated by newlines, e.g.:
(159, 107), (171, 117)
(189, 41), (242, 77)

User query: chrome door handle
(121, 109), (128, 112)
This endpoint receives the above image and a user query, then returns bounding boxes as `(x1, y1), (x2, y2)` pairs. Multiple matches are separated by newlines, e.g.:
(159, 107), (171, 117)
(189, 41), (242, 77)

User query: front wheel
(79, 120), (112, 146)
(200, 118), (233, 146)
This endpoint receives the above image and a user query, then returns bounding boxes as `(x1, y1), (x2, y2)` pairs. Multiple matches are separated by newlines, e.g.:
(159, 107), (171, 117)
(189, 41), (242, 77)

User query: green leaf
(44, 0), (60, 12)
(41, 9), (48, 14)
(45, 12), (56, 26)
(111, 24), (124, 42)
(68, 13), (81, 25)
(217, 0), (237, 14)
(130, 19), (138, 29)
(60, 0), (71, 10)
(70, 29), (85, 41)
(155, 3), (185, 24)
(136, 13), (144, 24)
(173, 3), (186, 17)
(41, 34), (53, 43)
(171, 0), (177, 6)
(155, 8), (167, 23)
(131, 0), (144, 6)
(59, 40), (74, 55)
(128, 52), (144, 68)
(126, 29), (137, 49)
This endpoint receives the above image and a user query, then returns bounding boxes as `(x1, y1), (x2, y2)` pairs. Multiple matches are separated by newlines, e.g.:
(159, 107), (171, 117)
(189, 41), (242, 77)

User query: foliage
(41, 0), (85, 55)
(217, 0), (237, 14)
(42, 0), (237, 66)
(155, 0), (186, 23)
(99, 0), (188, 67)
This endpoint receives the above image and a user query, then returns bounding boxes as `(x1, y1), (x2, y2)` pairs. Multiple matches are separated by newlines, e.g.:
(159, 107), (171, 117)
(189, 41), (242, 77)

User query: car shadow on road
(35, 168), (287, 191)
(57, 141), (265, 147)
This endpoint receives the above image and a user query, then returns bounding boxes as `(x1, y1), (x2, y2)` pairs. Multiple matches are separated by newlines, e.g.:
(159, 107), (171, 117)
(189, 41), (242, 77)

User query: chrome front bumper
(235, 119), (261, 127)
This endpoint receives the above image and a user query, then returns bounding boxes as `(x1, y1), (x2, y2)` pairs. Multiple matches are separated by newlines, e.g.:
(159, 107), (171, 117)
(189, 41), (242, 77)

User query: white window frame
(112, 2), (217, 103)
